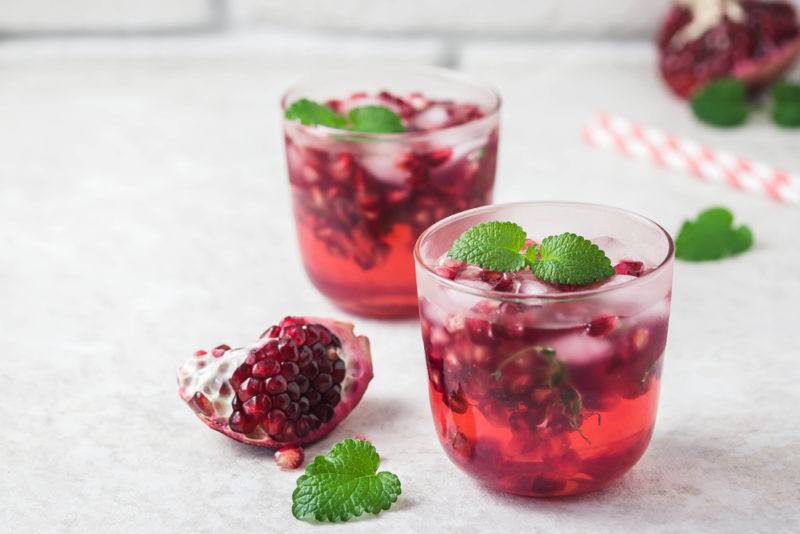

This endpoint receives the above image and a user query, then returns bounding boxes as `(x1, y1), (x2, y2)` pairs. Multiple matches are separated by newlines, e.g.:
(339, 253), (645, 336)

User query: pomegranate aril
(313, 374), (333, 393)
(286, 381), (301, 401)
(331, 360), (346, 383)
(307, 414), (321, 430)
(314, 404), (335, 423)
(281, 362), (300, 379)
(323, 385), (341, 405)
(285, 402), (301, 421)
(272, 393), (290, 411)
(277, 338), (298, 362)
(243, 394), (271, 418)
(252, 359), (280, 378)
(297, 346), (313, 365)
(189, 392), (214, 417)
(298, 397), (311, 414)
(318, 359), (333, 375)
(265, 375), (288, 395)
(230, 366), (250, 390)
(614, 260), (644, 277)
(212, 344), (230, 358)
(295, 374), (310, 393)
(274, 445), (305, 469)
(260, 325), (281, 339)
(194, 349), (207, 357)
(302, 361), (319, 380)
(238, 378), (263, 402)
(306, 390), (322, 406)
(586, 316), (618, 337)
(229, 411), (257, 434)
(265, 410), (287, 436)
(296, 418), (310, 438)
(284, 325), (307, 345)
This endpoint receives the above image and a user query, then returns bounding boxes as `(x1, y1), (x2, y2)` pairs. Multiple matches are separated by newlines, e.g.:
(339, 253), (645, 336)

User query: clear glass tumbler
(414, 202), (674, 496)
(282, 67), (500, 318)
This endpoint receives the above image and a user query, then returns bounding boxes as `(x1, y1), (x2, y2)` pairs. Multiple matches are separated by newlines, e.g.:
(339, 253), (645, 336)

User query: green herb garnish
(285, 98), (405, 134)
(690, 78), (749, 128)
(528, 233), (615, 285)
(285, 98), (347, 128)
(348, 105), (405, 133)
(675, 206), (753, 261)
(447, 221), (613, 286)
(771, 81), (800, 128)
(292, 438), (401, 523)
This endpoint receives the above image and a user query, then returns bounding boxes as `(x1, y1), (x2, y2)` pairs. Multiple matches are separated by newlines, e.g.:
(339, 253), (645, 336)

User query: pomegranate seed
(243, 395), (271, 418)
(265, 375), (288, 395)
(252, 359), (280, 378)
(212, 344), (230, 358)
(265, 410), (287, 436)
(274, 445), (304, 469)
(194, 350), (207, 357)
(586, 316), (618, 337)
(229, 411), (257, 434)
(260, 325), (281, 339)
(188, 392), (214, 417)
(614, 260), (644, 277)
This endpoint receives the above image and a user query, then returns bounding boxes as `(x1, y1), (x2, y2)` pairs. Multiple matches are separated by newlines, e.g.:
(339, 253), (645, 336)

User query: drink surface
(285, 91), (499, 317)
(420, 235), (671, 496)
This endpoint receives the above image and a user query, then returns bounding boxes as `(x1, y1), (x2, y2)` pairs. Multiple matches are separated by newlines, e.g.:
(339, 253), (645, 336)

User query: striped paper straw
(582, 113), (800, 206)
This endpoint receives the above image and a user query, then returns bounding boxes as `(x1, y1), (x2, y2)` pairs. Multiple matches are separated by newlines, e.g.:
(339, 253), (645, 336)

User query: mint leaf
(690, 78), (748, 128)
(675, 206), (753, 261)
(771, 82), (800, 128)
(348, 106), (405, 133)
(292, 439), (401, 523)
(530, 233), (614, 285)
(448, 221), (528, 273)
(285, 98), (347, 128)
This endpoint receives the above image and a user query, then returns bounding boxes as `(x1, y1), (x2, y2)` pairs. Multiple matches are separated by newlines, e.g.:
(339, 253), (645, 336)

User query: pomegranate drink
(414, 203), (674, 496)
(283, 68), (500, 318)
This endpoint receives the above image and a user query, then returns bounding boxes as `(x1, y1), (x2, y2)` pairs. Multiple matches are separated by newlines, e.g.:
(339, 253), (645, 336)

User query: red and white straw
(582, 113), (800, 206)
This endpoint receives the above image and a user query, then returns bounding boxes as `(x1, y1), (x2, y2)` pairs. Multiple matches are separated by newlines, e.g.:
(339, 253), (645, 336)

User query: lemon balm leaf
(292, 439), (401, 523)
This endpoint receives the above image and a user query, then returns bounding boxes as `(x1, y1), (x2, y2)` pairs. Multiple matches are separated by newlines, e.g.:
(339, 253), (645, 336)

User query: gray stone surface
(1, 39), (799, 533)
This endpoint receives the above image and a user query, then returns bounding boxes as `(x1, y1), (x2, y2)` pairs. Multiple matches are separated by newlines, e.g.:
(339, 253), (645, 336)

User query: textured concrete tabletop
(2, 38), (799, 533)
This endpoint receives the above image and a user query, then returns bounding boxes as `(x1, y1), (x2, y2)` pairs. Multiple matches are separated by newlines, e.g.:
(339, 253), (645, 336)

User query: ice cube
(548, 331), (615, 365)
(411, 104), (450, 131)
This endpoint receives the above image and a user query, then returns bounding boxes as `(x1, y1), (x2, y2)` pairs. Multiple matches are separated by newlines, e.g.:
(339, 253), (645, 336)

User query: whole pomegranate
(177, 316), (372, 447)
(658, 0), (800, 98)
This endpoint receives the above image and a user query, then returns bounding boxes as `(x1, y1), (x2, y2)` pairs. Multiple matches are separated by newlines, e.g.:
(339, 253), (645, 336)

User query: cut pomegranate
(177, 316), (372, 448)
(658, 0), (800, 98)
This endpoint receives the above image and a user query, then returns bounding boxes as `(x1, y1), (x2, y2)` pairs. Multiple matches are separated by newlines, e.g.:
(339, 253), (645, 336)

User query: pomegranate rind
(177, 317), (373, 448)
(658, 2), (800, 98)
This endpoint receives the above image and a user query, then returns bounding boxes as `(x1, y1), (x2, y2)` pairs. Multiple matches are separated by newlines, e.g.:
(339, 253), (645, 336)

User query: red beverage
(282, 68), (500, 318)
(414, 203), (674, 496)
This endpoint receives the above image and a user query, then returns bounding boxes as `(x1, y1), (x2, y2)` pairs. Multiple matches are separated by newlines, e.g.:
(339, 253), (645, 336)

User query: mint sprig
(447, 221), (614, 286)
(529, 233), (614, 285)
(285, 98), (347, 128)
(285, 98), (405, 133)
(675, 206), (753, 261)
(448, 221), (528, 273)
(690, 78), (748, 128)
(349, 105), (405, 133)
(771, 81), (800, 128)
(292, 439), (401, 523)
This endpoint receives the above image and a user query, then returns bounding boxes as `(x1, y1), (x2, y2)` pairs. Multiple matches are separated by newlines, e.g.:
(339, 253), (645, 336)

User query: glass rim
(280, 65), (502, 142)
(414, 201), (675, 302)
